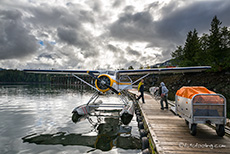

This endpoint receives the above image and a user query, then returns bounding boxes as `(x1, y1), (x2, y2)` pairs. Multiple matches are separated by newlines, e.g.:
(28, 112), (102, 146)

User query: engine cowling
(95, 74), (113, 92)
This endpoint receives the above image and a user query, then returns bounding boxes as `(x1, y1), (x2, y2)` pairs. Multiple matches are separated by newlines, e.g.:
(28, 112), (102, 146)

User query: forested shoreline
(171, 16), (230, 71)
(0, 69), (93, 84)
(0, 69), (51, 83)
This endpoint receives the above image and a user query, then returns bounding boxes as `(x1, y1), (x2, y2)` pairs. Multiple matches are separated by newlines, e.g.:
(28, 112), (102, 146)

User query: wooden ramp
(129, 89), (230, 154)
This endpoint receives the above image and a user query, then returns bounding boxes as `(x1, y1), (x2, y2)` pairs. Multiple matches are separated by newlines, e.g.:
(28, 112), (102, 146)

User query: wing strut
(120, 73), (150, 91)
(72, 74), (99, 92)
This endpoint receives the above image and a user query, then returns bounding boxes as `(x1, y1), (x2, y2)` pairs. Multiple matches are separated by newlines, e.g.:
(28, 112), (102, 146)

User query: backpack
(159, 86), (162, 95)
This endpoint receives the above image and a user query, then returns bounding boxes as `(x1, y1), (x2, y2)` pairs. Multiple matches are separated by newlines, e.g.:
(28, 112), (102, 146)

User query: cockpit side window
(107, 71), (115, 76)
(119, 75), (132, 82)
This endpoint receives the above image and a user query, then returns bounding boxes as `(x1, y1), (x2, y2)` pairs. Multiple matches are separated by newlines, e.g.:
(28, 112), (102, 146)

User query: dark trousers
(137, 91), (145, 103)
(160, 96), (168, 108)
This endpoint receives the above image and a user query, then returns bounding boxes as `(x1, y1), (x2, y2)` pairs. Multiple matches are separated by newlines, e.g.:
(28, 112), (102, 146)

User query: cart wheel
(190, 124), (197, 136)
(185, 120), (189, 125)
(216, 124), (225, 137)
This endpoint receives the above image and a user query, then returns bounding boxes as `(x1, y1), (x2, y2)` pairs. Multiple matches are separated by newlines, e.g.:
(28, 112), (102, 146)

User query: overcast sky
(0, 0), (230, 70)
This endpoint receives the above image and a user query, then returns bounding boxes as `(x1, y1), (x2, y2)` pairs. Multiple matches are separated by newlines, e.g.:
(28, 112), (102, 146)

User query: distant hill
(150, 59), (177, 68)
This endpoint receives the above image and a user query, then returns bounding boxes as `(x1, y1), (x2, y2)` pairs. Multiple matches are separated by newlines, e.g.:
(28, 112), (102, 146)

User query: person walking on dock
(137, 79), (145, 103)
(160, 82), (168, 110)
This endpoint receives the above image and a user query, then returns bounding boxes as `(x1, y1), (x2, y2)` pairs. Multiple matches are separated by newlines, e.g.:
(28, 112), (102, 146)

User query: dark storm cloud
(27, 4), (94, 29)
(57, 27), (98, 58)
(37, 52), (59, 61)
(0, 9), (38, 60)
(124, 5), (135, 13)
(0, 3), (95, 61)
(126, 47), (141, 56)
(107, 44), (142, 66)
(0, 9), (22, 20)
(28, 5), (68, 27)
(148, 0), (230, 48)
(107, 44), (125, 56)
(107, 44), (124, 53)
(57, 26), (97, 58)
(92, 0), (102, 12)
(1, 0), (230, 69)
(107, 44), (119, 52)
(57, 27), (85, 46)
(27, 4), (98, 59)
(109, 0), (230, 54)
(157, 0), (230, 38)
(115, 56), (129, 66)
(112, 0), (124, 8)
(109, 10), (155, 42)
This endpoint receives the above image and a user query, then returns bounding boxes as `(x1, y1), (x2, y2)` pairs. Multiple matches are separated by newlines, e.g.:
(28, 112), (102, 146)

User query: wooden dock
(129, 89), (230, 154)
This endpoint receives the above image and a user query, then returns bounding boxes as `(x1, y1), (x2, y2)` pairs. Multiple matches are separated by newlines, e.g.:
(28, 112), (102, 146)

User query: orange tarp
(193, 95), (224, 104)
(176, 86), (216, 99)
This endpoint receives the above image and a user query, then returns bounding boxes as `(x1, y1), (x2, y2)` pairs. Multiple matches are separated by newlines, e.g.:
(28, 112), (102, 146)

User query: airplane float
(24, 66), (211, 125)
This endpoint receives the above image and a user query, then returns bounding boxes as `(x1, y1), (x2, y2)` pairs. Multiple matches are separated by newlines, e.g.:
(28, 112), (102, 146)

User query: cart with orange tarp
(175, 86), (226, 136)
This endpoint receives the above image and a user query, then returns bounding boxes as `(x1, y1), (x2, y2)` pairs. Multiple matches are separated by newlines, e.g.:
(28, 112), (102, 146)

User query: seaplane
(24, 66), (211, 125)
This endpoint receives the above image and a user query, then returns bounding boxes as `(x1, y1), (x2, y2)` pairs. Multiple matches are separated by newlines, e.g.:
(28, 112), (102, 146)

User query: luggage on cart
(175, 86), (226, 136)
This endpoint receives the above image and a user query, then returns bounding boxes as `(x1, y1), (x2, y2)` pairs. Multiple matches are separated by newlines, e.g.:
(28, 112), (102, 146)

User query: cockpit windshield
(98, 70), (115, 76)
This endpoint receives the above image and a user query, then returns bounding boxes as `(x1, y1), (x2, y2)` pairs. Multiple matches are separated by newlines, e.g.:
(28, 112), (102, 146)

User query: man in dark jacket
(137, 79), (145, 103)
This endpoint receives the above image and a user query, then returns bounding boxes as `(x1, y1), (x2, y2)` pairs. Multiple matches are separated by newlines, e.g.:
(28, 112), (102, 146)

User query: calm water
(0, 85), (141, 154)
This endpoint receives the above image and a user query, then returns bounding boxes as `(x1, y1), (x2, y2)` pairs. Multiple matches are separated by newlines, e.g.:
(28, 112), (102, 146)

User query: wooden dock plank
(129, 89), (230, 154)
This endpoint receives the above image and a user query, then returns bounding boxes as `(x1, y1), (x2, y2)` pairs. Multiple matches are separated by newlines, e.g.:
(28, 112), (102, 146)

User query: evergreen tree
(207, 16), (224, 71)
(195, 33), (209, 65)
(200, 33), (209, 51)
(171, 45), (183, 66)
(171, 15), (230, 71)
(128, 66), (134, 69)
(183, 29), (201, 66)
(221, 26), (230, 49)
(221, 26), (230, 70)
(171, 29), (201, 66)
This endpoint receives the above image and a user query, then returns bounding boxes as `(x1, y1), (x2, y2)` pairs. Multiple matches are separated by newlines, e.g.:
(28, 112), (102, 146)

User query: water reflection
(0, 84), (141, 153)
(22, 117), (141, 151)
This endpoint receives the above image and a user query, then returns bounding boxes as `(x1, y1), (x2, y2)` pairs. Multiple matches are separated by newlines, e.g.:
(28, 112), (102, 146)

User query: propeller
(87, 71), (121, 95)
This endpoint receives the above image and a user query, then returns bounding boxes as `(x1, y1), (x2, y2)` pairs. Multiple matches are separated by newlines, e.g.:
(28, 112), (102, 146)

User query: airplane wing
(23, 69), (100, 75)
(24, 66), (211, 75)
(116, 66), (211, 75)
